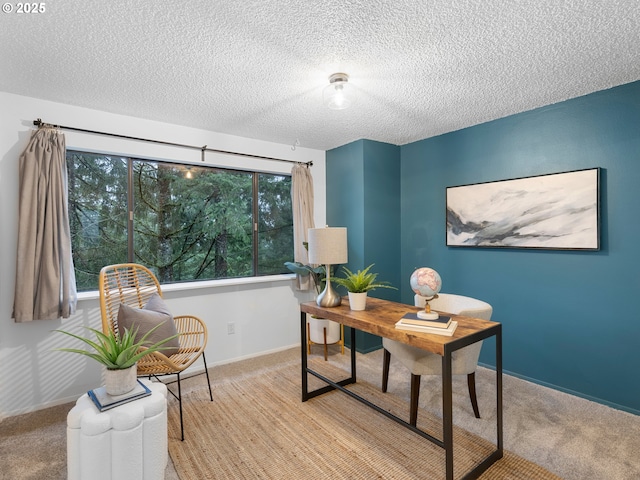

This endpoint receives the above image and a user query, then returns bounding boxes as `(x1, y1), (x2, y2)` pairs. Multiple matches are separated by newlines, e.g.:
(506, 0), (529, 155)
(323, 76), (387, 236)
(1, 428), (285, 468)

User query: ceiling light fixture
(323, 73), (352, 110)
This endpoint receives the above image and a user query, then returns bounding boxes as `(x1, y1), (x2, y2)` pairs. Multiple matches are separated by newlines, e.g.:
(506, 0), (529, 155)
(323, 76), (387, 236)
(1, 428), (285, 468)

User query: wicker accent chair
(382, 293), (492, 426)
(98, 263), (212, 441)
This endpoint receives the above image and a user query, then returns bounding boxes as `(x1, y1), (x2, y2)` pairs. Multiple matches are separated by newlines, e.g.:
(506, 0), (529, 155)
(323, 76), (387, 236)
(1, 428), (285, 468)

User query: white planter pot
(307, 315), (341, 344)
(348, 292), (368, 311)
(104, 364), (137, 396)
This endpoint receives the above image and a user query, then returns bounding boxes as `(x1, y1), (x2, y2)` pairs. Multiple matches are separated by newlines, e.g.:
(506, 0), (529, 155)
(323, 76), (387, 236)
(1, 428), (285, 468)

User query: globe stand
(417, 295), (439, 320)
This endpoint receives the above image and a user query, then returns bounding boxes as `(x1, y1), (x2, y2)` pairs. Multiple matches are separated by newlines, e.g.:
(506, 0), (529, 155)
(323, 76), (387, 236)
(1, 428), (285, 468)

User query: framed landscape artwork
(446, 168), (600, 250)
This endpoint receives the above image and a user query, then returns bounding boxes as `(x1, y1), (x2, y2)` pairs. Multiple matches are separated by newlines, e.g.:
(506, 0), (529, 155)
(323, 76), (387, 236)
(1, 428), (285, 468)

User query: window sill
(76, 274), (296, 301)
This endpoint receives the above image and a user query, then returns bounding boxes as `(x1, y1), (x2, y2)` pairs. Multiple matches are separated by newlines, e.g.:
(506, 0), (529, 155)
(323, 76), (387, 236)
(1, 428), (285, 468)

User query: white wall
(0, 92), (326, 418)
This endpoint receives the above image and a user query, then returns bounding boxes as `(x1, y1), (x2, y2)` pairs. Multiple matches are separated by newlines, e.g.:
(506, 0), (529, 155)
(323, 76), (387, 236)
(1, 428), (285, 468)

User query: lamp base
(316, 280), (342, 307)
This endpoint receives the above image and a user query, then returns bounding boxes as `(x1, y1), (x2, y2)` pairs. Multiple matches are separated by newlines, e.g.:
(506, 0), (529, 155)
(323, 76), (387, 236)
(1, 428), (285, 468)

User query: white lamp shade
(307, 227), (348, 265)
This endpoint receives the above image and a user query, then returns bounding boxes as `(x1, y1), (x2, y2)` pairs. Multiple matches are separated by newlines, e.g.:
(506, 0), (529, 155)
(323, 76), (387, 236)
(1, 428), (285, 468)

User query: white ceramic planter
(104, 364), (137, 395)
(308, 315), (341, 344)
(348, 292), (368, 311)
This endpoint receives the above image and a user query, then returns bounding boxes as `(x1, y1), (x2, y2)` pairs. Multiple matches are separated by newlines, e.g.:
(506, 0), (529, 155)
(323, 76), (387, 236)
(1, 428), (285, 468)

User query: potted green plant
(333, 264), (397, 310)
(284, 261), (326, 296)
(56, 324), (178, 395)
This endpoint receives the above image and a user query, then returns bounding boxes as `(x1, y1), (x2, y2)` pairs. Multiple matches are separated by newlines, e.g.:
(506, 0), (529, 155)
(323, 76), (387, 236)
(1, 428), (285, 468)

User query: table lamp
(307, 226), (348, 307)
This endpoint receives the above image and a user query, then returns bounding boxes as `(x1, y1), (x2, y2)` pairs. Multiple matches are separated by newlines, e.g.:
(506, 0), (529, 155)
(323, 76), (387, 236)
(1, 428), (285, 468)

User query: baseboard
(179, 343), (301, 379)
(0, 393), (88, 420)
(478, 362), (640, 416)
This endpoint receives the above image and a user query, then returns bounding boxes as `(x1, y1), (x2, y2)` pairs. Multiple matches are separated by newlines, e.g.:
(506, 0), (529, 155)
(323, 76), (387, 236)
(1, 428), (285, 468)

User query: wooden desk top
(301, 296), (500, 356)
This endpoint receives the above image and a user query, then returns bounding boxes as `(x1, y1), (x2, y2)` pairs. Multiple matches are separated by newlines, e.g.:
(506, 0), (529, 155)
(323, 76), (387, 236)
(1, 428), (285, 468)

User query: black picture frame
(446, 168), (600, 250)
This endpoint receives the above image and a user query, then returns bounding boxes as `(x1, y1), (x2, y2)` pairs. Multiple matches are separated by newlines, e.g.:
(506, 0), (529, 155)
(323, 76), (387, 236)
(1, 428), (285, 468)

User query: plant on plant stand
(284, 262), (326, 297)
(56, 323), (179, 395)
(333, 263), (397, 311)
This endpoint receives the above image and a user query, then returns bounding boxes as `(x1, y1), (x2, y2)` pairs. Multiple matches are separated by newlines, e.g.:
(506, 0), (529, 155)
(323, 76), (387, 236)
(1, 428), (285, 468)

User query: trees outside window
(67, 151), (292, 291)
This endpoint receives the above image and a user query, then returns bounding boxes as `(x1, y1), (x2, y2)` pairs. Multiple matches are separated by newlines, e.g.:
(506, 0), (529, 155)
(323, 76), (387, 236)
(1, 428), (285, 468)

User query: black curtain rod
(33, 118), (312, 167)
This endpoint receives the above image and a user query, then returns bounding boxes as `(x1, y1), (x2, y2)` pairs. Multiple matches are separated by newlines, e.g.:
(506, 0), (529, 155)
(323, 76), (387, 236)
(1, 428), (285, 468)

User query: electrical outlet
(227, 322), (235, 335)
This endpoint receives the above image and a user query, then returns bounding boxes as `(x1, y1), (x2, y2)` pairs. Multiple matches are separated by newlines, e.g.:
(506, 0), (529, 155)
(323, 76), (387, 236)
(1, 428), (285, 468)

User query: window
(67, 151), (293, 291)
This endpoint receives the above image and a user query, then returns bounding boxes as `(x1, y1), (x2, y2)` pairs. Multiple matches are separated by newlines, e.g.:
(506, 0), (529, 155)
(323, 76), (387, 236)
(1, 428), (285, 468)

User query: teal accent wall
(326, 81), (640, 413)
(326, 139), (401, 353)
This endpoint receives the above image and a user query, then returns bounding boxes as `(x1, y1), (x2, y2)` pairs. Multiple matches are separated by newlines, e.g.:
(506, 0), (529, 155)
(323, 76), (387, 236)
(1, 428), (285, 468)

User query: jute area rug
(168, 352), (560, 480)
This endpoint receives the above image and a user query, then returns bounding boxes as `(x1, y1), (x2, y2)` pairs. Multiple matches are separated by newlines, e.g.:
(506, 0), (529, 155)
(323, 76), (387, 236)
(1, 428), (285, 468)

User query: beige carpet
(2, 346), (639, 479)
(168, 352), (560, 479)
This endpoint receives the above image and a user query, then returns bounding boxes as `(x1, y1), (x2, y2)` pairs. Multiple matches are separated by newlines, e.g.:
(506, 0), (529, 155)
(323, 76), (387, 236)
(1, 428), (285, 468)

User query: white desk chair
(382, 293), (492, 426)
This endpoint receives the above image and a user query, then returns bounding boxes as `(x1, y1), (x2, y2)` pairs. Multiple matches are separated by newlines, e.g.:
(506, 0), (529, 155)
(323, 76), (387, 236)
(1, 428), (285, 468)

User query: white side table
(67, 380), (168, 480)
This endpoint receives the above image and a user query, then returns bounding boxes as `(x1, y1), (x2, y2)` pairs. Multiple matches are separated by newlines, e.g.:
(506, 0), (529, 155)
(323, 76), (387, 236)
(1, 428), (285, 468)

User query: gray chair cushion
(117, 293), (180, 357)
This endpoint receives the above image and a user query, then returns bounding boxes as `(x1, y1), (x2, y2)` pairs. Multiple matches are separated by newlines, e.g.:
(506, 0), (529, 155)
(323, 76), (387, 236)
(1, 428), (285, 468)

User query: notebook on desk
(395, 319), (458, 336)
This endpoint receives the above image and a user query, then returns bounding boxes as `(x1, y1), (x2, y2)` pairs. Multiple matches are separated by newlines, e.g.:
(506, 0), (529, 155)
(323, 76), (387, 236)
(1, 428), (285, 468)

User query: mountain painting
(446, 168), (600, 250)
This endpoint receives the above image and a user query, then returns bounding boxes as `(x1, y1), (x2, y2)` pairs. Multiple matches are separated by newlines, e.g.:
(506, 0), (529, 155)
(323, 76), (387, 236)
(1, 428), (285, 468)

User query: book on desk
(88, 379), (152, 411)
(395, 316), (458, 336)
(400, 312), (452, 328)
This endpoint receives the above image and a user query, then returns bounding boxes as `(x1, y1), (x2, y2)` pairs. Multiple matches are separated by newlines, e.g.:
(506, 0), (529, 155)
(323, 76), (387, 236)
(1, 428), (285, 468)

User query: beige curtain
(13, 127), (77, 322)
(291, 163), (315, 290)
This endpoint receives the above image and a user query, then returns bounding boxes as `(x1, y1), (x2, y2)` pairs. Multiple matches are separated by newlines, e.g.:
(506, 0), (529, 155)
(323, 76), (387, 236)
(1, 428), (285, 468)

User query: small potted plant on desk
(333, 264), (397, 311)
(55, 324), (178, 395)
(285, 259), (343, 360)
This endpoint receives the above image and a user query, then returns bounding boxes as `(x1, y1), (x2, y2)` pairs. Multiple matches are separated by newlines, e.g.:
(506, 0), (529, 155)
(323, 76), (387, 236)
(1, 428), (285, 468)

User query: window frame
(66, 149), (294, 291)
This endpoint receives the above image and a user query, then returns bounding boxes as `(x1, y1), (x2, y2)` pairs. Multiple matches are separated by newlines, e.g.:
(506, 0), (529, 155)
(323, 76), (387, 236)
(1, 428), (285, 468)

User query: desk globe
(410, 267), (442, 320)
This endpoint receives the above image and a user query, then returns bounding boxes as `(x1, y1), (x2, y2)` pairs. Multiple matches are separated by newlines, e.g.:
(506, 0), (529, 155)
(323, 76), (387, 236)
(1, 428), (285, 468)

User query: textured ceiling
(1, 0), (639, 151)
